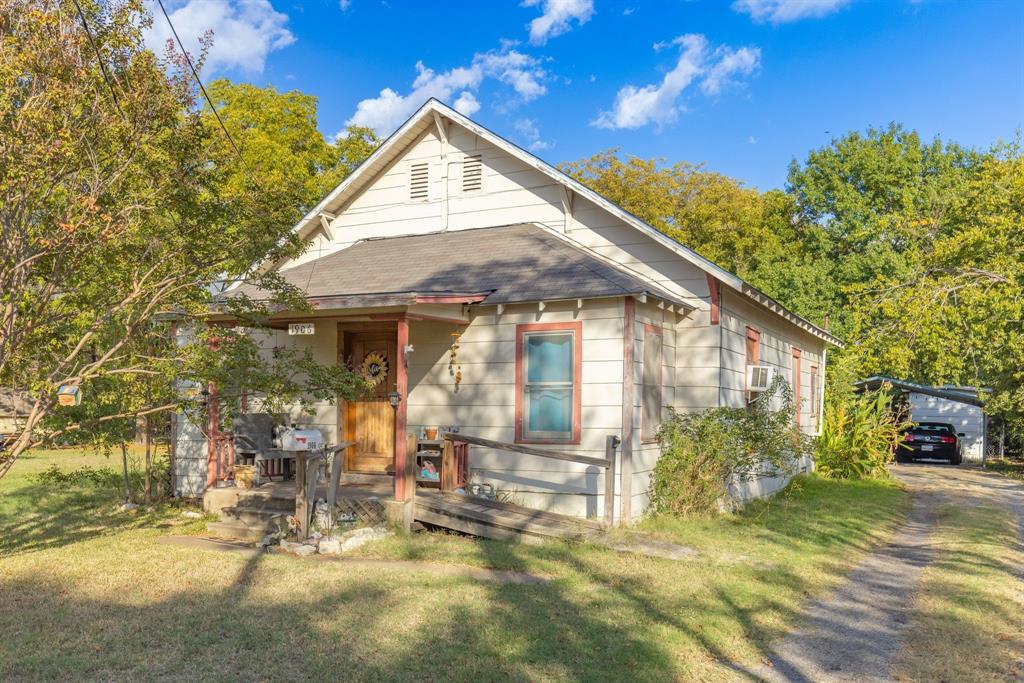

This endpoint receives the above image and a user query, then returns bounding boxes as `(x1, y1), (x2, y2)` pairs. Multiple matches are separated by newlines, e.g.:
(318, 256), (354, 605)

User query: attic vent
(409, 162), (429, 201)
(462, 154), (482, 193)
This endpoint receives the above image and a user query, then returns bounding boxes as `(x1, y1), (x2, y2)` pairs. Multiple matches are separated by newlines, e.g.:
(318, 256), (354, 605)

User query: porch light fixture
(387, 390), (402, 408)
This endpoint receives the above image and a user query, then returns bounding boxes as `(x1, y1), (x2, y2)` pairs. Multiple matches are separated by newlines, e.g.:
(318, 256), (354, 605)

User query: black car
(897, 422), (963, 465)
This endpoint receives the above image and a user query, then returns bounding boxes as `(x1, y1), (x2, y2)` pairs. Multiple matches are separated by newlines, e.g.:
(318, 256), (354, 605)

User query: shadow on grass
(0, 472), (183, 558)
(0, 473), (916, 680)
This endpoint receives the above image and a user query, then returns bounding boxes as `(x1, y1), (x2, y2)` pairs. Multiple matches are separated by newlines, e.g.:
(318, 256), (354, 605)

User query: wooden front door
(343, 329), (397, 473)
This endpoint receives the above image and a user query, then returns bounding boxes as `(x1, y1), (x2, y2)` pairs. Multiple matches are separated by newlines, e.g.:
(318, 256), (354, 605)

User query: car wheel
(950, 452), (961, 466)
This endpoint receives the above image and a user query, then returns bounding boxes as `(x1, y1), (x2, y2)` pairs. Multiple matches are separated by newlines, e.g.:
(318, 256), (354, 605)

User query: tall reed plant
(816, 386), (908, 479)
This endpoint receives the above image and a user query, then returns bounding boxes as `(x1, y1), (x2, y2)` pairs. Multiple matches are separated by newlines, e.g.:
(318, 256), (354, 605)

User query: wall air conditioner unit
(746, 365), (775, 392)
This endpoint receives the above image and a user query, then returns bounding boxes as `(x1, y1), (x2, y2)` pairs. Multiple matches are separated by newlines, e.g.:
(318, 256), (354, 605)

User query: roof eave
(740, 284), (844, 347)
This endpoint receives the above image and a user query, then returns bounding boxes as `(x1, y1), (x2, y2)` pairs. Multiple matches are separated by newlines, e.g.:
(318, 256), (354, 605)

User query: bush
(33, 455), (171, 501)
(649, 377), (811, 516)
(815, 387), (907, 479)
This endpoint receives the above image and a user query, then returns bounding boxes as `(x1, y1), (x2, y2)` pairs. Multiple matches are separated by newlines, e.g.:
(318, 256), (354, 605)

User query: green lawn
(0, 449), (910, 681)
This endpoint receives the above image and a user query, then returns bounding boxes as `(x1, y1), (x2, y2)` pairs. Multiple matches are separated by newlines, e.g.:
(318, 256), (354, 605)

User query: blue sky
(146, 0), (1024, 190)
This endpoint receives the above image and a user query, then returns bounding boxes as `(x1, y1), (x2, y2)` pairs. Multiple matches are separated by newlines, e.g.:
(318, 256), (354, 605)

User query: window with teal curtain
(523, 332), (574, 439)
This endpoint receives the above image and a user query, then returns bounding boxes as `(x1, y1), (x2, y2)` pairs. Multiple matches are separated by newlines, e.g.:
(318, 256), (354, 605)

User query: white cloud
(339, 0), (352, 10)
(453, 91), (481, 116)
(593, 34), (705, 130)
(592, 34), (760, 130)
(514, 118), (552, 152)
(523, 0), (594, 45)
(732, 0), (848, 23)
(748, 135), (758, 144)
(346, 46), (547, 134)
(144, 0), (294, 74)
(701, 45), (761, 95)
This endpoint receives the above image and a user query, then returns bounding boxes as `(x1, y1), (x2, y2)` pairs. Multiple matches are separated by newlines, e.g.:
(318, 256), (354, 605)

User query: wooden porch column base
(384, 499), (414, 531)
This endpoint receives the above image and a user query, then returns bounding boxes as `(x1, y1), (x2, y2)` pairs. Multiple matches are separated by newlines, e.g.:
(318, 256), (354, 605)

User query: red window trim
(640, 323), (664, 444)
(792, 347), (802, 426)
(745, 327), (760, 402)
(514, 321), (583, 445)
(706, 273), (721, 326)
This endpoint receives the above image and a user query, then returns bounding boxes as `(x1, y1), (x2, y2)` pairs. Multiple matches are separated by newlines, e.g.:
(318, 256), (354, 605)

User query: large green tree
(201, 79), (378, 231)
(565, 128), (1022, 434)
(847, 144), (1023, 427)
(561, 150), (800, 280)
(0, 1), (376, 478)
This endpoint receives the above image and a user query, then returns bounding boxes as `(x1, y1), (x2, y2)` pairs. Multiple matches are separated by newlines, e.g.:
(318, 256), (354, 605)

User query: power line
(71, 0), (127, 122)
(154, 0), (242, 159)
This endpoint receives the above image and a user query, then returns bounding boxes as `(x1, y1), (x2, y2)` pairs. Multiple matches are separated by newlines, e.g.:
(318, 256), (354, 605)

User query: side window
(641, 325), (664, 442)
(516, 323), (582, 443)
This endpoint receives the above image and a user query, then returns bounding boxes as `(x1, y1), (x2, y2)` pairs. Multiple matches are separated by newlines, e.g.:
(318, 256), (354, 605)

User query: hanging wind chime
(449, 331), (463, 389)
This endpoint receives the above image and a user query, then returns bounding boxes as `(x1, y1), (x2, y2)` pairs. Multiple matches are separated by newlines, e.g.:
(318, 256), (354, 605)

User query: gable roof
(232, 223), (690, 308)
(290, 99), (841, 346)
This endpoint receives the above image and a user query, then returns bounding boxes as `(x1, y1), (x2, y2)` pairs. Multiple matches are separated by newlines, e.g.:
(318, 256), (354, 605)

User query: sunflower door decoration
(360, 350), (389, 387)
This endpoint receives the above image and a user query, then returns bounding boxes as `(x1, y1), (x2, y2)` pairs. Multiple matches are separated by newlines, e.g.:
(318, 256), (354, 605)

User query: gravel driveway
(754, 463), (1024, 683)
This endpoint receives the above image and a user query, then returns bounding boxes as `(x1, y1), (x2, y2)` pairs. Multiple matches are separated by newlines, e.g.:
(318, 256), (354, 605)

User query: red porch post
(394, 316), (410, 502)
(206, 332), (221, 489)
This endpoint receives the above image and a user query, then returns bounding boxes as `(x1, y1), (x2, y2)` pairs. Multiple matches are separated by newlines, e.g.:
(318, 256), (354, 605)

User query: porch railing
(295, 442), (355, 539)
(440, 432), (620, 528)
(211, 432), (235, 486)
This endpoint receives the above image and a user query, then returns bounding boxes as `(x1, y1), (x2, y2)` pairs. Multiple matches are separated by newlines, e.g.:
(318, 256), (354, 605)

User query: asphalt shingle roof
(231, 223), (684, 306)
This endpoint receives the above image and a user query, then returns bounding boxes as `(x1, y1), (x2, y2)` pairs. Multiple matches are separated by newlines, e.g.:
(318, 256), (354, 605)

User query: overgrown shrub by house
(815, 387), (908, 479)
(649, 377), (811, 516)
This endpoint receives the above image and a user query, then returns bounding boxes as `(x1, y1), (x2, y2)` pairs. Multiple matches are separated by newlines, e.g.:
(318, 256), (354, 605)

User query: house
(856, 376), (989, 464)
(0, 389), (31, 438)
(172, 99), (842, 524)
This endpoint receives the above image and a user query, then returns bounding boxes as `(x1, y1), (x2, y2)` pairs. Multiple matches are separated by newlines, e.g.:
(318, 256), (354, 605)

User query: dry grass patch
(893, 505), (1024, 682)
(987, 456), (1024, 482)
(0, 450), (911, 681)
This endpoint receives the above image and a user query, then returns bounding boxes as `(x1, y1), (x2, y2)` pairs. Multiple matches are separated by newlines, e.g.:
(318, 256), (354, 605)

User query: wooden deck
(205, 472), (601, 544)
(414, 491), (603, 542)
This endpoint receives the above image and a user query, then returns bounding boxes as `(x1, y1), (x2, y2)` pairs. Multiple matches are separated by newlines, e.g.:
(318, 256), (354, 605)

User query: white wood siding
(720, 290), (825, 433)
(407, 298), (624, 518)
(627, 300), (678, 520)
(277, 122), (711, 313)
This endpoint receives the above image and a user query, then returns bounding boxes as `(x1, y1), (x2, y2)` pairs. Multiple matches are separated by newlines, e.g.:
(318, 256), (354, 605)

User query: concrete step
(205, 520), (271, 543)
(202, 486), (295, 515)
(220, 505), (287, 528)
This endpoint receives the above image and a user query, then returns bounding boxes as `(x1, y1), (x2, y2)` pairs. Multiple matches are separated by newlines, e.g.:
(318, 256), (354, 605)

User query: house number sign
(288, 323), (315, 336)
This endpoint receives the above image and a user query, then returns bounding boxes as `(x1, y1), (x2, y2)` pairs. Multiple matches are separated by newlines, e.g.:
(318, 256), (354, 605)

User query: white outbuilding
(857, 376), (989, 464)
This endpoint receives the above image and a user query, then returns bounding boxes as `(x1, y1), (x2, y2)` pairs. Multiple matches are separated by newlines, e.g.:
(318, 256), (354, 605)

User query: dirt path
(755, 464), (1024, 683)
